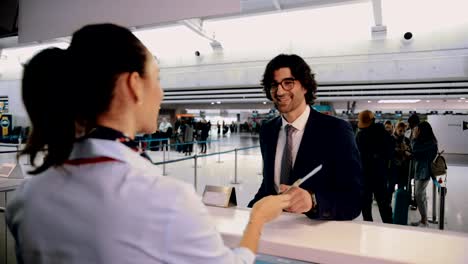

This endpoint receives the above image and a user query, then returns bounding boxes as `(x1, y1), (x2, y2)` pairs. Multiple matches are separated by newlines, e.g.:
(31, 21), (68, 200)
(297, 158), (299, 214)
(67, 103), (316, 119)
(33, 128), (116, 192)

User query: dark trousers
(160, 139), (169, 151)
(395, 162), (409, 190)
(199, 136), (208, 153)
(200, 143), (206, 153)
(387, 162), (409, 201)
(184, 143), (193, 154)
(362, 177), (393, 224)
(408, 160), (417, 207)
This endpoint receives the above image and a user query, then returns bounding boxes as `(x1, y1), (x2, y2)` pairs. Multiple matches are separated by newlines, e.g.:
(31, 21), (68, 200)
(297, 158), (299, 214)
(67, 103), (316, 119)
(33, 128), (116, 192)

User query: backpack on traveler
(431, 150), (447, 177)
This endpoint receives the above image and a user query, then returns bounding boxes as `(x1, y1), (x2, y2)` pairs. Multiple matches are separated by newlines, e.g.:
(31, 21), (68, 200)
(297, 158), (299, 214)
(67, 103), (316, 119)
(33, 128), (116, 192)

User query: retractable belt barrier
(151, 144), (260, 190)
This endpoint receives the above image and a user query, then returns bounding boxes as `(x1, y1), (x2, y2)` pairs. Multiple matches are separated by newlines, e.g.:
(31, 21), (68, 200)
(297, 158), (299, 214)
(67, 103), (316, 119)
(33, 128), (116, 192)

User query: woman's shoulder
(126, 164), (195, 195)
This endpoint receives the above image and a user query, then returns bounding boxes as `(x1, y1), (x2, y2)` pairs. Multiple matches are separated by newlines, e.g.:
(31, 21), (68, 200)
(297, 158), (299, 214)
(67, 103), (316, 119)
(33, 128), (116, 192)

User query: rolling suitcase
(393, 159), (413, 225)
(393, 188), (409, 225)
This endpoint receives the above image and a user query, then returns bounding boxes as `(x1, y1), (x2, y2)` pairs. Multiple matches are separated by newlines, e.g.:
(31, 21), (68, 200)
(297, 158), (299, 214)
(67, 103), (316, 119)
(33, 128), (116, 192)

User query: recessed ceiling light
(378, 99), (421, 103)
(426, 100), (430, 102)
(210, 102), (215, 105)
(367, 100), (372, 103)
(458, 100), (462, 102)
(263, 102), (267, 105)
(460, 97), (466, 100)
(216, 101), (221, 104)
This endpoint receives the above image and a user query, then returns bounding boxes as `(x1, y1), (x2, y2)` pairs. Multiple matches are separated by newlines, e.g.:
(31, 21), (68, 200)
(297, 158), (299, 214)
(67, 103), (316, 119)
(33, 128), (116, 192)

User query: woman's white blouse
(6, 139), (254, 264)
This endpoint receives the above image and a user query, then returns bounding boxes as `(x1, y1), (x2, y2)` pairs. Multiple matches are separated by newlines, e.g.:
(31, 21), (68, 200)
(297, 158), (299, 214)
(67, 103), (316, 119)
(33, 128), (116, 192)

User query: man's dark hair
(261, 54), (317, 104)
(408, 114), (420, 128)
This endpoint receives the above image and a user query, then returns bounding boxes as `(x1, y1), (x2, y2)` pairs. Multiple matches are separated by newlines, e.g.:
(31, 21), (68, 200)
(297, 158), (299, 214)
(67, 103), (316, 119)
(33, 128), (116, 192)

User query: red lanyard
(64, 156), (118, 165)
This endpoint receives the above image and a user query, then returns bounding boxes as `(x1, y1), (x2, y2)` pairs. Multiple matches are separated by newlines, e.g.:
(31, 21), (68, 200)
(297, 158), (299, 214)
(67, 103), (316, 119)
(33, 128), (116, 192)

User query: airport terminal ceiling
(0, 0), (468, 116)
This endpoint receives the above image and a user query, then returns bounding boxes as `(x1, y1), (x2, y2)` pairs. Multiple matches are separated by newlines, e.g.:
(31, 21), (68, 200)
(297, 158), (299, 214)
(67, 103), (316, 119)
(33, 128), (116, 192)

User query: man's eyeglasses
(269, 77), (296, 92)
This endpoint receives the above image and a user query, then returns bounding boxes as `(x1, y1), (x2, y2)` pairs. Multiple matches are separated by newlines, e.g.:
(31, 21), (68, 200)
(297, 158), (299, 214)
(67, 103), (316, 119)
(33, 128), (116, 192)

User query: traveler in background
(405, 114), (420, 140)
(6, 23), (290, 264)
(409, 121), (438, 227)
(392, 122), (411, 190)
(222, 121), (229, 135)
(356, 110), (394, 224)
(199, 119), (210, 154)
(384, 120), (394, 135)
(251, 120), (257, 135)
(158, 117), (172, 151)
(183, 119), (194, 155)
(406, 113), (420, 210)
(248, 54), (363, 220)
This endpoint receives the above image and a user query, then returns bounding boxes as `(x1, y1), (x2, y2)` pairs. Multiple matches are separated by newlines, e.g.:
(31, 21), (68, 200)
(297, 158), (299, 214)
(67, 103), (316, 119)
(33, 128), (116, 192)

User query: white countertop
(0, 178), (24, 192)
(207, 206), (468, 264)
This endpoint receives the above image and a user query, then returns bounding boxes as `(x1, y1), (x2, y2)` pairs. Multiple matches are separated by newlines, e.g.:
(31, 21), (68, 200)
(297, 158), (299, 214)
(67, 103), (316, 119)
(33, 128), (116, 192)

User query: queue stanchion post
(2, 191), (7, 264)
(163, 143), (166, 162)
(16, 139), (21, 163)
(439, 186), (447, 230)
(194, 154), (198, 191)
(428, 181), (438, 224)
(162, 144), (167, 176)
(217, 140), (223, 163)
(23, 146), (32, 165)
(231, 148), (240, 184)
(16, 143), (20, 164)
(167, 141), (171, 160)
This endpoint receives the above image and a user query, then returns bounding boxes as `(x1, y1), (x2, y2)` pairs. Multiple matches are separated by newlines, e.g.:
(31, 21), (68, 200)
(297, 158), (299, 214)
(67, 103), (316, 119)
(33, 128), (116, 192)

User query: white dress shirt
(159, 121), (172, 133)
(274, 106), (310, 192)
(7, 138), (254, 264)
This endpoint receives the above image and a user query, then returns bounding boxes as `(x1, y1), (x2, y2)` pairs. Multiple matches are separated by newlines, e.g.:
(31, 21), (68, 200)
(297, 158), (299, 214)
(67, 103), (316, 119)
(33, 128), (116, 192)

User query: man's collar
(281, 105), (310, 131)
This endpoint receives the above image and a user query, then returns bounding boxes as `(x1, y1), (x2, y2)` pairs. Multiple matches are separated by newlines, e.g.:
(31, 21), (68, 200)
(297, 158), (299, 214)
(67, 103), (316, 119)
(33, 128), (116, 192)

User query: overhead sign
(19, 0), (240, 43)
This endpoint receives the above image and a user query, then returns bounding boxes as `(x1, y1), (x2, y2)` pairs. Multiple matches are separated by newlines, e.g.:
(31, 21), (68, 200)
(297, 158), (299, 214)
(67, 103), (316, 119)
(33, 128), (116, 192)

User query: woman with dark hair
(392, 122), (411, 190)
(6, 23), (290, 263)
(409, 121), (438, 227)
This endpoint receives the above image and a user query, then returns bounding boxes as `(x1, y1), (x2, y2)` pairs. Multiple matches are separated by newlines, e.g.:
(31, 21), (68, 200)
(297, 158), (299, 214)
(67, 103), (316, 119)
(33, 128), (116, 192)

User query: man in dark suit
(248, 54), (363, 220)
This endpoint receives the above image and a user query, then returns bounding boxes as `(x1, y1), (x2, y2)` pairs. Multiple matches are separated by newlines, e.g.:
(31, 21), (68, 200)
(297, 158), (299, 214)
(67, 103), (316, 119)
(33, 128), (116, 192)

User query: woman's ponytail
(21, 48), (76, 174)
(21, 23), (148, 174)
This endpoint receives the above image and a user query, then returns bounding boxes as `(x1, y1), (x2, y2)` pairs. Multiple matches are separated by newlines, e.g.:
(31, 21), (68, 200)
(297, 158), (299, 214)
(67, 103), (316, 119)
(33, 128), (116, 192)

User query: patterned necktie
(280, 124), (295, 185)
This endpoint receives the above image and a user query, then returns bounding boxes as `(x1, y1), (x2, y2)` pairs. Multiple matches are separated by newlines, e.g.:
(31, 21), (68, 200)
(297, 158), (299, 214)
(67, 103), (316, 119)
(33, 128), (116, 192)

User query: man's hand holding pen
(279, 185), (314, 213)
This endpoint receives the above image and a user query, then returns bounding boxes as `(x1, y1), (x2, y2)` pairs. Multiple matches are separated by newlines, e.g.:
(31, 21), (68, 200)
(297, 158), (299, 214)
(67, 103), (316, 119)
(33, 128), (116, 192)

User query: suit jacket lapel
(292, 108), (320, 182)
(266, 117), (282, 189)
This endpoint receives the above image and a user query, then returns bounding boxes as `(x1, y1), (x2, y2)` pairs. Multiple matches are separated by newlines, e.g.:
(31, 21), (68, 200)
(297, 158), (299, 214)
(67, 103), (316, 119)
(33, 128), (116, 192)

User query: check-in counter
(208, 206), (468, 264)
(0, 178), (24, 264)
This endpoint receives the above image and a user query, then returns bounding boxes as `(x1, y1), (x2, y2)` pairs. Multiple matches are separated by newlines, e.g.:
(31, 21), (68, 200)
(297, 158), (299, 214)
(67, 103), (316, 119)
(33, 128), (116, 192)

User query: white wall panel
(158, 49), (468, 89)
(428, 115), (468, 154)
(19, 0), (240, 43)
